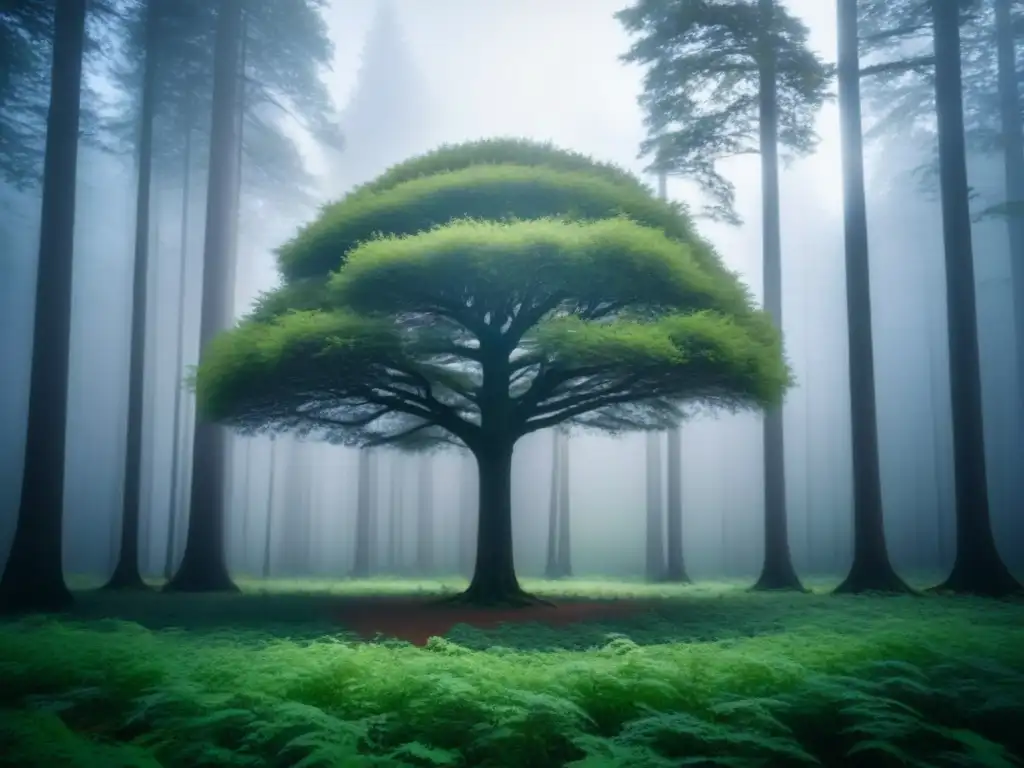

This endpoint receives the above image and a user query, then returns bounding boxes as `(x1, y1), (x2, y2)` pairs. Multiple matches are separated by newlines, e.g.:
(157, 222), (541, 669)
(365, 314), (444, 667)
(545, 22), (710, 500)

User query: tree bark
(833, 0), (912, 595)
(556, 428), (572, 577)
(261, 437), (277, 579)
(544, 429), (561, 578)
(351, 448), (373, 577)
(416, 454), (434, 573)
(664, 424), (690, 582)
(106, 0), (163, 592)
(645, 431), (665, 581)
(931, 0), (1021, 597)
(165, 0), (244, 593)
(752, 0), (804, 593)
(0, 0), (86, 614)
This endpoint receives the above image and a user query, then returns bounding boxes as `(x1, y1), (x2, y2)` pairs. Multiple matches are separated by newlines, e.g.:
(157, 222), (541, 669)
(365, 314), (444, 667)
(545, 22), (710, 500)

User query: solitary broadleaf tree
(194, 139), (792, 606)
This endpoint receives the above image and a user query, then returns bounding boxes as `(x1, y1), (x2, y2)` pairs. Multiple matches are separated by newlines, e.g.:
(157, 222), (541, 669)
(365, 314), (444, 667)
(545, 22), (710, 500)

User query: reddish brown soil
(335, 596), (655, 646)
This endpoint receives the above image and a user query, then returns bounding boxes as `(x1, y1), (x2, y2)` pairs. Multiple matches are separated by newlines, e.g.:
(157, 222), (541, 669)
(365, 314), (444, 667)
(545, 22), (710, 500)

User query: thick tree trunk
(664, 425), (690, 583)
(931, 0), (1021, 597)
(416, 454), (434, 573)
(351, 448), (373, 578)
(261, 438), (277, 579)
(106, 0), (162, 592)
(834, 0), (911, 595)
(556, 428), (572, 577)
(544, 429), (561, 578)
(454, 442), (540, 605)
(645, 431), (665, 581)
(165, 0), (244, 593)
(0, 0), (86, 614)
(752, 0), (804, 593)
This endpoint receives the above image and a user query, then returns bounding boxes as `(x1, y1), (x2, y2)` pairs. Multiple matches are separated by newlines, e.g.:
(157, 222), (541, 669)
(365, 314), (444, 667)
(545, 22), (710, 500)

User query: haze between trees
(193, 138), (791, 606)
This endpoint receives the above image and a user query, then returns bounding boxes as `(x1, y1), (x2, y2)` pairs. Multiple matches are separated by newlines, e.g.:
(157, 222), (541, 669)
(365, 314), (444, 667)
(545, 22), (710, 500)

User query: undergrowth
(1, 578), (1021, 767)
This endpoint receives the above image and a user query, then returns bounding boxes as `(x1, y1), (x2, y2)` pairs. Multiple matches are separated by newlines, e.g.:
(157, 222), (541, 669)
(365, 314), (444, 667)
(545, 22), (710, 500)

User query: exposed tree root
(101, 568), (152, 592)
(928, 561), (1023, 599)
(751, 566), (808, 593)
(163, 565), (240, 593)
(834, 564), (916, 595)
(437, 585), (556, 609)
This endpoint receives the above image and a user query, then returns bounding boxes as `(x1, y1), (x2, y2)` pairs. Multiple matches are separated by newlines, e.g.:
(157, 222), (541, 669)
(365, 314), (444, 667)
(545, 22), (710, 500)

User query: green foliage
(1, 580), (1022, 767)
(616, 0), (835, 224)
(202, 138), (788, 451)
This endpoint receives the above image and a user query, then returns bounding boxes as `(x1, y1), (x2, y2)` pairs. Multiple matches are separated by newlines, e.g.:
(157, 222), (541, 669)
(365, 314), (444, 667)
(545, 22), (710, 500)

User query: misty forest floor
(0, 577), (1022, 767)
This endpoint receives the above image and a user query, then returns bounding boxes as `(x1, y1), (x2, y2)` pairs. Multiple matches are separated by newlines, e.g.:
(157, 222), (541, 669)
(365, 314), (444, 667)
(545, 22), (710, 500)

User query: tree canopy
(194, 139), (791, 453)
(616, 0), (834, 223)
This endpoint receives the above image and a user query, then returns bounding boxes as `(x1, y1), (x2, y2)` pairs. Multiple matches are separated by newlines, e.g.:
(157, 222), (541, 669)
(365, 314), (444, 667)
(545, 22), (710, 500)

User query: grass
(1, 576), (1022, 767)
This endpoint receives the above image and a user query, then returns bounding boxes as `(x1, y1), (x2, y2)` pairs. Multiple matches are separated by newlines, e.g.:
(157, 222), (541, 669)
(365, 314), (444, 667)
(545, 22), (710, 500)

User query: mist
(1, 0), (1021, 586)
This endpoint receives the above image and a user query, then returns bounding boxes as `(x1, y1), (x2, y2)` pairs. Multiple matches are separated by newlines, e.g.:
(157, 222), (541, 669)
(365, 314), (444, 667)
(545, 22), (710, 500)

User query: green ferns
(1, 583), (1022, 767)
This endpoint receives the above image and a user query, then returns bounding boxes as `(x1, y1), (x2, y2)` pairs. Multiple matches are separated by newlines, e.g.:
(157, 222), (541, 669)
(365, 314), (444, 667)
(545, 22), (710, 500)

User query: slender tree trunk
(0, 0), (86, 613)
(556, 428), (572, 577)
(544, 429), (561, 578)
(351, 449), (372, 578)
(458, 452), (476, 577)
(833, 0), (911, 594)
(416, 454), (434, 574)
(239, 438), (251, 573)
(387, 456), (399, 571)
(261, 437), (277, 579)
(752, 0), (804, 592)
(165, 0), (244, 593)
(164, 107), (194, 582)
(664, 422), (689, 582)
(931, 0), (1021, 596)
(106, 0), (162, 592)
(645, 431), (664, 581)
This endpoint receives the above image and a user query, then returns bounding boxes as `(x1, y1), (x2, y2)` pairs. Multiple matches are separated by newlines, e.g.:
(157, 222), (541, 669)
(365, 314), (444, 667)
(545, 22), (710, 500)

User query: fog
(1, 0), (1020, 583)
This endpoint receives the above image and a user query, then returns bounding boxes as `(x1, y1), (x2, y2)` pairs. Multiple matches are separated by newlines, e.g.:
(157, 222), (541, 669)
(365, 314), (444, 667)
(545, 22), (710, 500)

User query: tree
(544, 430), (561, 579)
(351, 449), (374, 578)
(833, 0), (912, 595)
(105, 0), (163, 592)
(261, 437), (277, 579)
(645, 431), (665, 581)
(544, 428), (572, 579)
(618, 0), (831, 592)
(165, 0), (244, 593)
(194, 138), (791, 606)
(930, 0), (1022, 597)
(664, 420), (690, 583)
(0, 0), (88, 613)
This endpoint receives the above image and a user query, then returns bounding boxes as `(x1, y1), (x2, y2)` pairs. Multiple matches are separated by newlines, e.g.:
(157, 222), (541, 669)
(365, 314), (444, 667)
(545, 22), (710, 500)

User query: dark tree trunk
(165, 0), (244, 593)
(752, 0), (804, 593)
(238, 438), (251, 572)
(416, 454), (434, 573)
(261, 438), (277, 579)
(351, 449), (372, 578)
(833, 0), (912, 595)
(931, 0), (1022, 597)
(106, 0), (163, 592)
(0, 0), (86, 614)
(556, 428), (572, 577)
(164, 103), (194, 582)
(645, 431), (665, 581)
(544, 429), (561, 579)
(664, 424), (690, 583)
(457, 442), (537, 605)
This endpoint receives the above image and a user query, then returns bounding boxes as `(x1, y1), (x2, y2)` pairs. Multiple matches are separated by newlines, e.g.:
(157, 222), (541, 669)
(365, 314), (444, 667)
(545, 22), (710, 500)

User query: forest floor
(0, 576), (1021, 767)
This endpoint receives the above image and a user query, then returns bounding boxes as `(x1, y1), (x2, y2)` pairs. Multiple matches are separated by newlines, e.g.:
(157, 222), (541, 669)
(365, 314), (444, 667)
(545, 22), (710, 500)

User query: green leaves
(616, 0), (834, 224)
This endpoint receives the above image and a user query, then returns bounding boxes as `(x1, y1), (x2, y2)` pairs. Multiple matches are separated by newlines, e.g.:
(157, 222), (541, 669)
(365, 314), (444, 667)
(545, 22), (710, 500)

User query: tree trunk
(645, 431), (665, 581)
(165, 0), (244, 593)
(931, 0), (1021, 596)
(416, 454), (434, 573)
(556, 428), (572, 577)
(351, 448), (373, 577)
(752, 0), (804, 593)
(457, 442), (535, 605)
(833, 0), (911, 595)
(238, 438), (251, 573)
(261, 437), (277, 579)
(164, 101), (194, 582)
(387, 455), (399, 571)
(544, 429), (561, 578)
(106, 0), (163, 592)
(0, 0), (86, 614)
(664, 424), (690, 582)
